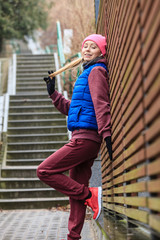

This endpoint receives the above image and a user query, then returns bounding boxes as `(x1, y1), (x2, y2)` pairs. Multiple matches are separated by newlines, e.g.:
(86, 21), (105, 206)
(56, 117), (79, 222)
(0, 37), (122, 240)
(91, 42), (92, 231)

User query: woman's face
(82, 41), (101, 61)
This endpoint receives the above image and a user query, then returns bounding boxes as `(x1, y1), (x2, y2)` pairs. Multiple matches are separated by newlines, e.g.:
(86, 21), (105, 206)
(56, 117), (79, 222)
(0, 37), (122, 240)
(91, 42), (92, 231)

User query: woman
(37, 34), (112, 240)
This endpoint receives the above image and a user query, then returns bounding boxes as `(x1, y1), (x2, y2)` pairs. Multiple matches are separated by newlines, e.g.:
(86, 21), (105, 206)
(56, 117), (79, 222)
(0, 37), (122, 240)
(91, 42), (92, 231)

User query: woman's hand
(105, 136), (112, 161)
(44, 71), (55, 96)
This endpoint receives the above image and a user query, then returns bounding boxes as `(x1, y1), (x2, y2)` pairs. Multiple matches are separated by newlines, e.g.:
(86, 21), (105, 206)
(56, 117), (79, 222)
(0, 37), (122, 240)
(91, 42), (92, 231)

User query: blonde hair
(49, 57), (83, 78)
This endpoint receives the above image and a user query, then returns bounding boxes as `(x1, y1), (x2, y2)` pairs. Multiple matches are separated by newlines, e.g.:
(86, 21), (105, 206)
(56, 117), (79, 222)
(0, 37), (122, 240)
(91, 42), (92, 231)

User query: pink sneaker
(85, 187), (102, 220)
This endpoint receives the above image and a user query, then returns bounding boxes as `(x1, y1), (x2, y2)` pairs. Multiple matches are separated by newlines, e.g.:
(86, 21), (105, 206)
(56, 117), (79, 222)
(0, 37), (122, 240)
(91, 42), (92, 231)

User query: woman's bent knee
(37, 166), (47, 180)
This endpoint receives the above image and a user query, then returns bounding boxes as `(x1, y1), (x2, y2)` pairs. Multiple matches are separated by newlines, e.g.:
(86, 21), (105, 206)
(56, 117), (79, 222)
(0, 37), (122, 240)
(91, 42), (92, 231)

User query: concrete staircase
(0, 54), (69, 209)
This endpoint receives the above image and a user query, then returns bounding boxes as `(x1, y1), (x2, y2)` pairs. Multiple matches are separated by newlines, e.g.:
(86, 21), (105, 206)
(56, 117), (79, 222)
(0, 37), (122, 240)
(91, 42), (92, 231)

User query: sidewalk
(0, 208), (97, 240)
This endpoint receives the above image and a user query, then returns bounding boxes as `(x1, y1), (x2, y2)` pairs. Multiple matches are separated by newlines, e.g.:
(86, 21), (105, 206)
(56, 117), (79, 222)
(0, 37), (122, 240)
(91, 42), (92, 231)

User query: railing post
(56, 21), (65, 67)
(3, 54), (16, 133)
(54, 52), (62, 94)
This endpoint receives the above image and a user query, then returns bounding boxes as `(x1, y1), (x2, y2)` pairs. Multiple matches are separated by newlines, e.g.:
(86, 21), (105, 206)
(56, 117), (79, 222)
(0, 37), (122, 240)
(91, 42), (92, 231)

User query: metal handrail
(56, 21), (65, 67)
(56, 21), (81, 89)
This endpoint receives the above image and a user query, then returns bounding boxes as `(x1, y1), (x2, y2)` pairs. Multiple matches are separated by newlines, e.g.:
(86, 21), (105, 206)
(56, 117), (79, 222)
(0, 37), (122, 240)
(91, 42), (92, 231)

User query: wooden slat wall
(97, 0), (160, 234)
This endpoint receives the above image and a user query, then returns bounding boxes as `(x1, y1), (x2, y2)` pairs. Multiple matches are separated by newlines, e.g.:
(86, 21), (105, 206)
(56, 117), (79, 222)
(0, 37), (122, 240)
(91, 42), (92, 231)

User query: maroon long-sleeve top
(50, 58), (111, 143)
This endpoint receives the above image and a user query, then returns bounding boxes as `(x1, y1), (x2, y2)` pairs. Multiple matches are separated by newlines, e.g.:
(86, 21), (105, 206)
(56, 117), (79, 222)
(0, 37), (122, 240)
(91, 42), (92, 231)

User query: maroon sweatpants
(37, 138), (101, 240)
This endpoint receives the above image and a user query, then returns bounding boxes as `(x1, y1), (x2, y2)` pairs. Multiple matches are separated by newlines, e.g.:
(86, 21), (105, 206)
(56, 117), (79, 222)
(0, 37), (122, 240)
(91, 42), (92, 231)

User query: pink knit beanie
(82, 34), (106, 56)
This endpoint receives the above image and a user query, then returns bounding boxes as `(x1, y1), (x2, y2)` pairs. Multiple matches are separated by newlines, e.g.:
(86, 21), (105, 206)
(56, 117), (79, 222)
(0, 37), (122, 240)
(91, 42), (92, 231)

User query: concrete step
(7, 133), (68, 142)
(0, 178), (50, 189)
(1, 166), (38, 178)
(17, 54), (54, 59)
(0, 197), (69, 210)
(17, 64), (54, 69)
(6, 158), (44, 166)
(16, 72), (51, 78)
(16, 75), (47, 80)
(7, 125), (67, 134)
(16, 81), (45, 87)
(17, 55), (54, 61)
(16, 90), (47, 95)
(6, 149), (58, 160)
(7, 140), (67, 151)
(10, 93), (50, 100)
(0, 188), (64, 199)
(8, 119), (66, 127)
(16, 84), (48, 90)
(16, 86), (47, 92)
(17, 67), (54, 73)
(17, 60), (55, 66)
(9, 105), (59, 113)
(17, 53), (53, 57)
(8, 112), (65, 120)
(1, 166), (69, 178)
(9, 98), (51, 106)
(16, 78), (46, 83)
(17, 54), (54, 60)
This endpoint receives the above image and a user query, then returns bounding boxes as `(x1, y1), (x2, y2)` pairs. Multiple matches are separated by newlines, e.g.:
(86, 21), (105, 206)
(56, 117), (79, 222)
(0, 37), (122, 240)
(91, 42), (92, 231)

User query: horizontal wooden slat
(122, 87), (143, 127)
(123, 135), (144, 160)
(118, 0), (130, 41)
(125, 208), (148, 223)
(119, 1), (139, 69)
(112, 130), (123, 152)
(111, 174), (124, 186)
(113, 163), (124, 177)
(141, 0), (159, 43)
(113, 204), (127, 216)
(120, 33), (141, 93)
(148, 179), (160, 193)
(101, 174), (113, 186)
(146, 137), (160, 159)
(112, 152), (124, 169)
(103, 172), (114, 183)
(110, 66), (121, 97)
(123, 118), (144, 147)
(109, 39), (119, 79)
(147, 158), (160, 176)
(142, 14), (159, 61)
(103, 203), (125, 215)
(143, 55), (159, 93)
(145, 96), (160, 126)
(143, 33), (159, 76)
(140, 0), (153, 26)
(113, 181), (146, 194)
(124, 148), (145, 170)
(113, 196), (147, 207)
(112, 140), (123, 159)
(144, 77), (159, 110)
(103, 203), (148, 223)
(122, 103), (144, 137)
(101, 156), (110, 171)
(112, 121), (123, 143)
(102, 178), (113, 189)
(148, 198), (160, 212)
(121, 72), (142, 116)
(149, 214), (160, 233)
(123, 165), (146, 182)
(145, 118), (160, 143)
(111, 165), (146, 186)
(101, 164), (112, 178)
(111, 92), (122, 128)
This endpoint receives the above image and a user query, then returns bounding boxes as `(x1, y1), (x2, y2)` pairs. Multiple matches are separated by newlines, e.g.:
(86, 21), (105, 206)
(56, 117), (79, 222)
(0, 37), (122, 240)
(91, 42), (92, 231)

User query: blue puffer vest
(67, 62), (107, 131)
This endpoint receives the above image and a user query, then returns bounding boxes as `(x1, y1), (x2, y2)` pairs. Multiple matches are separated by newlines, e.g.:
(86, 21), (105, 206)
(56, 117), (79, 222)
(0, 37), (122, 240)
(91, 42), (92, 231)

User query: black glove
(44, 71), (55, 96)
(105, 136), (112, 161)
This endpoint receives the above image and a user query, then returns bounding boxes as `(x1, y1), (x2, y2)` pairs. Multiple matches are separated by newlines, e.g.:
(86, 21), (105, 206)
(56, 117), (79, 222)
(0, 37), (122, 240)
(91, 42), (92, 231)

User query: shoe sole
(95, 186), (102, 220)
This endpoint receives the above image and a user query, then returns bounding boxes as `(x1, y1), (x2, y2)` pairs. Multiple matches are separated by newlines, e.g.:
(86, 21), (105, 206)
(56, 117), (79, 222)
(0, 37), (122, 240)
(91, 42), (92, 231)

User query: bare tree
(40, 0), (95, 55)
